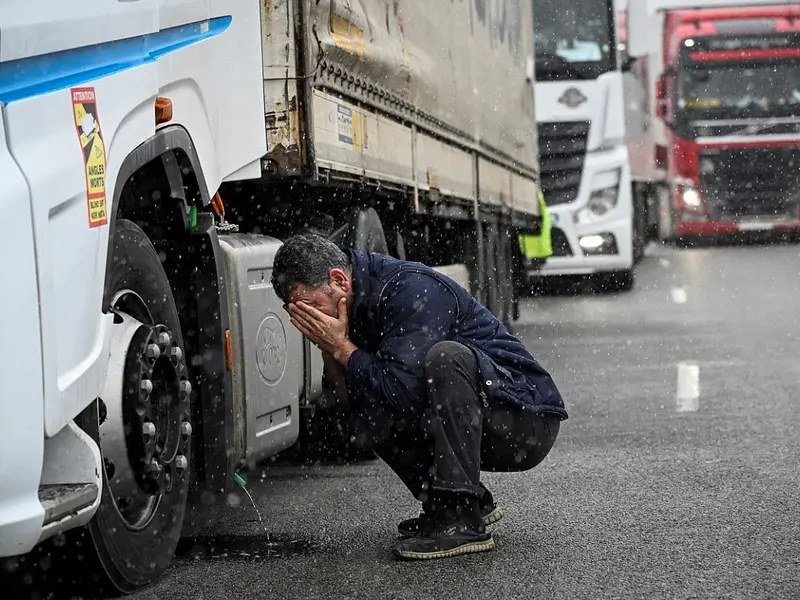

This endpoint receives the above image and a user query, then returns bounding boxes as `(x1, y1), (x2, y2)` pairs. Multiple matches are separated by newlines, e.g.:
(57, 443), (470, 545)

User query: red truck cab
(656, 5), (800, 238)
(623, 2), (800, 242)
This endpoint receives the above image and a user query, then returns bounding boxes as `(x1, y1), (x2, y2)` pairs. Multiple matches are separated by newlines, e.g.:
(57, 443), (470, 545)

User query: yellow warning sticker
(71, 87), (108, 228)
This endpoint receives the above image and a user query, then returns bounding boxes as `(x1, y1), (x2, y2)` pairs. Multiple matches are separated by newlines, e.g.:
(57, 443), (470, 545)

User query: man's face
(285, 269), (352, 318)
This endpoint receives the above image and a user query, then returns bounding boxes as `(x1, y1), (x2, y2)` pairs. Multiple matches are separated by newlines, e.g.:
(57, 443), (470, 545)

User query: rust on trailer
(266, 95), (302, 176)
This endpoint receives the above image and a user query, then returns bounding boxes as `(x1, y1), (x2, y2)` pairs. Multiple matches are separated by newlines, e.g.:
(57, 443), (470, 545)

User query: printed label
(337, 104), (354, 146)
(71, 87), (108, 228)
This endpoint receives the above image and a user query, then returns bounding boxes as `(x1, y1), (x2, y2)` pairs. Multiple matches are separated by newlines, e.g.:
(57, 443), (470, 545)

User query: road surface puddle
(176, 534), (318, 561)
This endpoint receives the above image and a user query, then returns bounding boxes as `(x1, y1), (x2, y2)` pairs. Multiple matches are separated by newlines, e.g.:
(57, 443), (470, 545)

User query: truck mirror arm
(621, 55), (635, 73)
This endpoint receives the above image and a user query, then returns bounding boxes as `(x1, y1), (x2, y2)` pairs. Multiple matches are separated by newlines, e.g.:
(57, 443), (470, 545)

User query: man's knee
(424, 340), (475, 376)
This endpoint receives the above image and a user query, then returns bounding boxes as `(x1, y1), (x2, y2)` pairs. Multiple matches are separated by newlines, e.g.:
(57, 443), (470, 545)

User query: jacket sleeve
(344, 272), (459, 413)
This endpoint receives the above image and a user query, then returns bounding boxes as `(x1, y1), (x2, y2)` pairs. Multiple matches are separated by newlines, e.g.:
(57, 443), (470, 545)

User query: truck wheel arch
(103, 126), (236, 494)
(103, 125), (212, 298)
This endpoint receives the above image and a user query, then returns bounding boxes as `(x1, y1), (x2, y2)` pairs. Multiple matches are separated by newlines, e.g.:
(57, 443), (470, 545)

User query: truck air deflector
(0, 16), (232, 104)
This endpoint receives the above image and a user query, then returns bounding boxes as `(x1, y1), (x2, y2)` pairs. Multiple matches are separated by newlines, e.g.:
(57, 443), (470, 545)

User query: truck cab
(530, 0), (643, 291)
(624, 0), (800, 241)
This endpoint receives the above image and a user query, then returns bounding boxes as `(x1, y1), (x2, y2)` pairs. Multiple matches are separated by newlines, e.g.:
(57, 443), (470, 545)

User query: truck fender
(102, 125), (236, 492)
(103, 125), (212, 302)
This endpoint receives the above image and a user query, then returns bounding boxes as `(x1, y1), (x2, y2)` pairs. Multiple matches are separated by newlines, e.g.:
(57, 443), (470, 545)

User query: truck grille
(699, 146), (800, 220)
(538, 121), (590, 206)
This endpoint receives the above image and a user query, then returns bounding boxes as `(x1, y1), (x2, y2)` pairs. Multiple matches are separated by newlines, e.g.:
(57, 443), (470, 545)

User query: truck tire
(633, 195), (648, 265)
(79, 219), (193, 593)
(329, 207), (390, 255)
(656, 185), (676, 244)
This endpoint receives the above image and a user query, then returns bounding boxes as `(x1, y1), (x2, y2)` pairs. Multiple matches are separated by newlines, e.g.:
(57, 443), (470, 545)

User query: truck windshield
(679, 62), (800, 120)
(533, 0), (616, 81)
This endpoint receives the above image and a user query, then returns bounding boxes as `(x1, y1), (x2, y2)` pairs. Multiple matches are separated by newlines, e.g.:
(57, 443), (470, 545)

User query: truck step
(39, 483), (99, 525)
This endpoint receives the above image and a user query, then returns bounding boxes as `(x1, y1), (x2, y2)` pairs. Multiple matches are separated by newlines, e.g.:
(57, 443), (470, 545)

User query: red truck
(621, 0), (800, 244)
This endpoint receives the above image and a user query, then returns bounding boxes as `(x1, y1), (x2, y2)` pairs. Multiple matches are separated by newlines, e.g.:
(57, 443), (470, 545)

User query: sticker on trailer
(337, 104), (354, 146)
(71, 87), (108, 228)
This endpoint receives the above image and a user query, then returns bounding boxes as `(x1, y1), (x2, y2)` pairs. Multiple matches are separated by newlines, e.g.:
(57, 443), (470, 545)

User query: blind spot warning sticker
(71, 87), (108, 228)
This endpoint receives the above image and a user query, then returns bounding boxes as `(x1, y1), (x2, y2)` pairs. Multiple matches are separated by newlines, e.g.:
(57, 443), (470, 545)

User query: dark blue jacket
(343, 249), (567, 420)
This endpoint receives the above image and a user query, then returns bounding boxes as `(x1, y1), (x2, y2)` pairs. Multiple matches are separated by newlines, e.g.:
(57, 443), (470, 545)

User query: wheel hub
(99, 294), (192, 529)
(124, 323), (191, 495)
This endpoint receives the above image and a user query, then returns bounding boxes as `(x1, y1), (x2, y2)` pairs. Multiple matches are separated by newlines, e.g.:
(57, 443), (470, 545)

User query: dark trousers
(350, 341), (561, 507)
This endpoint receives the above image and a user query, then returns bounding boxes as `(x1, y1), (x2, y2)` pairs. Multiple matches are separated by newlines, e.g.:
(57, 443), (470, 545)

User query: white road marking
(671, 287), (688, 304)
(676, 362), (700, 413)
(659, 258), (671, 267)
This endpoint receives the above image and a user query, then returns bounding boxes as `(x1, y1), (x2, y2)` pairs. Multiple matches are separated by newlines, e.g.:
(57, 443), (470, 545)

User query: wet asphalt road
(130, 241), (800, 600)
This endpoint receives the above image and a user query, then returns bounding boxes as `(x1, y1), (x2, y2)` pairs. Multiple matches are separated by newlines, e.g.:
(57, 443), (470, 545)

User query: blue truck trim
(0, 16), (232, 104)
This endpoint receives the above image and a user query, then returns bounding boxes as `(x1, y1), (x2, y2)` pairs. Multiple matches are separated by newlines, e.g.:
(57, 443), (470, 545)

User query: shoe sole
(397, 506), (505, 538)
(483, 506), (504, 527)
(393, 537), (496, 560)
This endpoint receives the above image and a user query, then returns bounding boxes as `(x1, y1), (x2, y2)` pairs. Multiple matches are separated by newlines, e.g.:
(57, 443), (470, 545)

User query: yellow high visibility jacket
(519, 190), (552, 260)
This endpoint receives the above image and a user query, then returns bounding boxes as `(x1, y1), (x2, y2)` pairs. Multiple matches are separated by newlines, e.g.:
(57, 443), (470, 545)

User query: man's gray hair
(271, 233), (351, 302)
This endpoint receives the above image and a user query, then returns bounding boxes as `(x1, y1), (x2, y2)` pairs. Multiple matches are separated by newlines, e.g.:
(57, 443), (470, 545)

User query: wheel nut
(158, 332), (172, 348)
(146, 344), (161, 360)
(142, 422), (156, 439)
(140, 379), (153, 397)
(175, 454), (188, 475)
(149, 459), (162, 475)
(181, 421), (193, 438)
(179, 380), (192, 398)
(170, 346), (183, 364)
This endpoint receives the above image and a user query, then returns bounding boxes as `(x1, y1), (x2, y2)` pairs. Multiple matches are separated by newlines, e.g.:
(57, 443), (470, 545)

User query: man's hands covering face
(288, 297), (356, 365)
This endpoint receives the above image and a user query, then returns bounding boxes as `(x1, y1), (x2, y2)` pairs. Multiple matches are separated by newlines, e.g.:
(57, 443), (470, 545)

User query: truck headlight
(576, 185), (619, 224)
(675, 179), (703, 212)
(579, 232), (618, 255)
(587, 185), (619, 216)
(683, 188), (702, 209)
(699, 158), (715, 175)
(576, 169), (621, 224)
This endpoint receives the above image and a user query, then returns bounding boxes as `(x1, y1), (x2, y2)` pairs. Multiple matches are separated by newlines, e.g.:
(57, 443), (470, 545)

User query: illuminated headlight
(675, 179), (704, 212)
(579, 232), (618, 255)
(682, 188), (702, 209)
(579, 234), (606, 250)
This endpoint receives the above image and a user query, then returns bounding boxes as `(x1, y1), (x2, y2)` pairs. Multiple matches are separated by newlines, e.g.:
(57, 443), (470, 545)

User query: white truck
(0, 0), (543, 593)
(529, 0), (646, 291)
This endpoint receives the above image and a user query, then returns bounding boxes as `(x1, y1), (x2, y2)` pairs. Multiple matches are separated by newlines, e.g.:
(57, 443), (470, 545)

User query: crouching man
(271, 234), (567, 560)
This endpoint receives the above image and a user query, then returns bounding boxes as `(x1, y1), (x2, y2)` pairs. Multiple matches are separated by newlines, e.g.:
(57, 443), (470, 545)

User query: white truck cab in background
(531, 0), (646, 291)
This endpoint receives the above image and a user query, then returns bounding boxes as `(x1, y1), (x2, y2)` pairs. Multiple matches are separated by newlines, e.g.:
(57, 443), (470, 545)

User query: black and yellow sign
(71, 87), (108, 228)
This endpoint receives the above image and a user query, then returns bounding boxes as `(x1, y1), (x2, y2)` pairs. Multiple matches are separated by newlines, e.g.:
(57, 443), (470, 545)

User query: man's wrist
(333, 340), (357, 367)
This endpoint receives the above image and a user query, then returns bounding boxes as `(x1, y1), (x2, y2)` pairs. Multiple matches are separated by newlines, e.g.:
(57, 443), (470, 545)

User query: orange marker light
(224, 329), (233, 372)
(155, 97), (173, 125)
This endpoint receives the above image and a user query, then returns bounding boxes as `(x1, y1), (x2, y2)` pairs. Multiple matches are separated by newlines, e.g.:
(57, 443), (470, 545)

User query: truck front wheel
(79, 219), (193, 592)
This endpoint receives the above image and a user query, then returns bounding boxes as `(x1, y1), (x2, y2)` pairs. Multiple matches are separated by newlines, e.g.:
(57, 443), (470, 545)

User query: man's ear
(329, 268), (352, 293)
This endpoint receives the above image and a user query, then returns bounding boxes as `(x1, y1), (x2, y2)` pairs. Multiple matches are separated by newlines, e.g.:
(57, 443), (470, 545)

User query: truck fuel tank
(217, 234), (304, 465)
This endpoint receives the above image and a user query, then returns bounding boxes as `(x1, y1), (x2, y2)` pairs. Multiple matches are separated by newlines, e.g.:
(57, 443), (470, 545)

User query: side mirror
(655, 71), (677, 130)
(655, 74), (667, 119)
